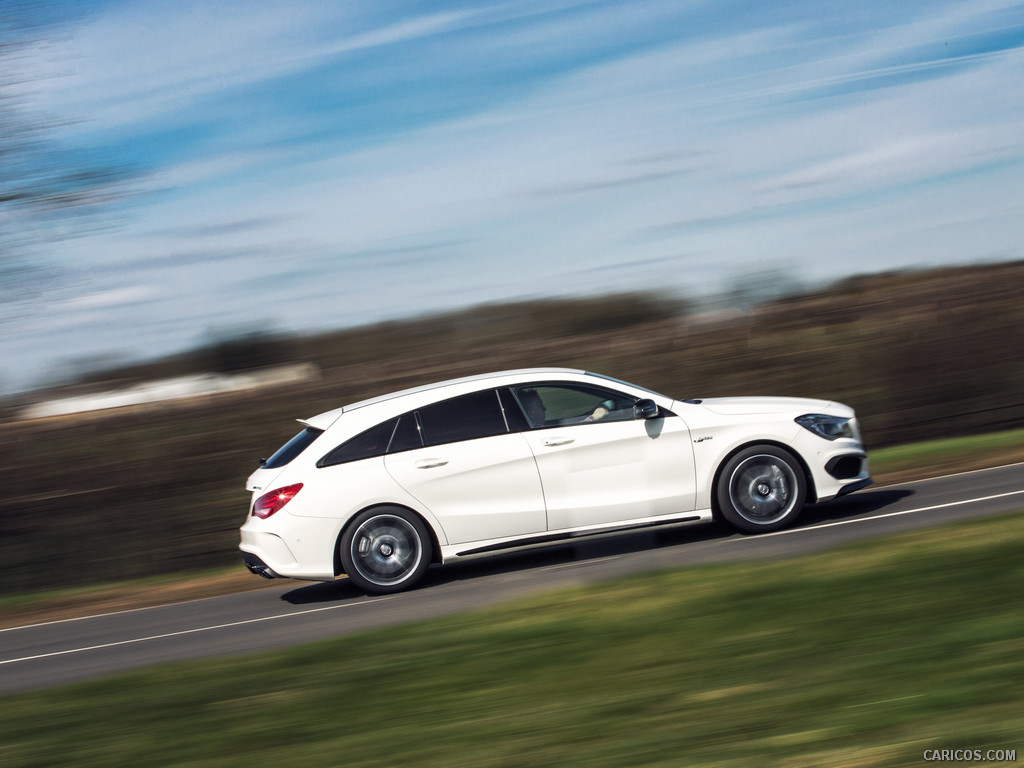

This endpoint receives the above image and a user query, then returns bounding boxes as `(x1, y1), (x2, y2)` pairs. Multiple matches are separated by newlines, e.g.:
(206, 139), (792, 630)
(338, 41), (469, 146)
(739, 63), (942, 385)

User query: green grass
(870, 428), (1024, 479)
(3, 510), (1023, 767)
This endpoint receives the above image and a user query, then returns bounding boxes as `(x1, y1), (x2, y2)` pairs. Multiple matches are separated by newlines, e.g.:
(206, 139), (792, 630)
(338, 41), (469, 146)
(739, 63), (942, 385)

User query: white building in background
(18, 364), (319, 420)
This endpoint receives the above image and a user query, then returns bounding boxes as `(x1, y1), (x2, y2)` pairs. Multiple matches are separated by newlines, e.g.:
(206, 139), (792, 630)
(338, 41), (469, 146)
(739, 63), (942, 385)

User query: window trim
(387, 413), (424, 454)
(497, 387), (530, 432)
(494, 388), (512, 432)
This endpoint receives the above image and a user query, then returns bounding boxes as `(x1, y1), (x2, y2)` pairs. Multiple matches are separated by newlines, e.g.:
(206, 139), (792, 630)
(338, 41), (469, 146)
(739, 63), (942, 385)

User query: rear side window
(417, 390), (507, 446)
(262, 427), (323, 469)
(498, 388), (530, 432)
(316, 390), (509, 467)
(388, 414), (423, 453)
(319, 419), (398, 467)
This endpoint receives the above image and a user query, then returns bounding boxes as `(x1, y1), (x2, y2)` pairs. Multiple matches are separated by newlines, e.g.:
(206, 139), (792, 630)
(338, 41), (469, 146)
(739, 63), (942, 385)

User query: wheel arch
(333, 502), (443, 577)
(709, 439), (816, 520)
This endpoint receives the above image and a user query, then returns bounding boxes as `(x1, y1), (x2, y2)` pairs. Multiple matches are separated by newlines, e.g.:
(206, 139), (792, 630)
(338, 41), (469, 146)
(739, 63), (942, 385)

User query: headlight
(796, 414), (855, 441)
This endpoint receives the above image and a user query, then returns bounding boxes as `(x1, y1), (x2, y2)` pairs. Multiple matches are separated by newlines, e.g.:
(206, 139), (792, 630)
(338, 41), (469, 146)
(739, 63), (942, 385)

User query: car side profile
(239, 368), (871, 594)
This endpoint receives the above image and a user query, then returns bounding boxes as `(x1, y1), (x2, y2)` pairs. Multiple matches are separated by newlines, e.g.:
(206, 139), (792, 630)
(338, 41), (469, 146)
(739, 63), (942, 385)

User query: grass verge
(868, 428), (1024, 483)
(2, 509), (1023, 767)
(0, 567), (283, 629)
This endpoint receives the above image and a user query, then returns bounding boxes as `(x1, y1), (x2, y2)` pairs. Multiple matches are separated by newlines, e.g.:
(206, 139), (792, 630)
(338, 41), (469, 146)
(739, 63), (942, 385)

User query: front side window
(416, 390), (507, 447)
(511, 384), (638, 428)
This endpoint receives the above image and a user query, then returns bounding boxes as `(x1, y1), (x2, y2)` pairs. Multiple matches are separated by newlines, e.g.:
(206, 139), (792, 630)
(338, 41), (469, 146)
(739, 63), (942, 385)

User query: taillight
(252, 483), (303, 519)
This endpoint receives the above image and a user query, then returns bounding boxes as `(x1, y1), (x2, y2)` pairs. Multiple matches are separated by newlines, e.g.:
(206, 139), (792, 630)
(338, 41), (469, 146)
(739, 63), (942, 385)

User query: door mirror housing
(634, 399), (659, 419)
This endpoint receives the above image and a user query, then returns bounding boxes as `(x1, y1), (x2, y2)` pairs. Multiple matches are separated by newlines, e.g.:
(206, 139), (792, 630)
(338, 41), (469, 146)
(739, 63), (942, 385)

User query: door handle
(415, 459), (449, 469)
(543, 438), (575, 447)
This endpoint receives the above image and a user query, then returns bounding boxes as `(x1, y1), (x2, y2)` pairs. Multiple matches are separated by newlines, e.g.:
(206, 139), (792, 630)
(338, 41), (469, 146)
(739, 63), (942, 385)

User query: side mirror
(634, 399), (659, 419)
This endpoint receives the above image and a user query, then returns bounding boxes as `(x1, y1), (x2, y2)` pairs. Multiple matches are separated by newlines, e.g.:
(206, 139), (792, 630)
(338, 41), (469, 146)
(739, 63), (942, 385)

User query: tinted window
(319, 419), (397, 467)
(417, 390), (507, 446)
(388, 414), (423, 453)
(262, 427), (323, 469)
(498, 388), (531, 432)
(512, 384), (637, 428)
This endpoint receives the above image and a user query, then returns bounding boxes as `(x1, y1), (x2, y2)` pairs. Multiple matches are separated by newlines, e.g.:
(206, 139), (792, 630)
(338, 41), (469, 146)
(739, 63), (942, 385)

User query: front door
(511, 383), (696, 531)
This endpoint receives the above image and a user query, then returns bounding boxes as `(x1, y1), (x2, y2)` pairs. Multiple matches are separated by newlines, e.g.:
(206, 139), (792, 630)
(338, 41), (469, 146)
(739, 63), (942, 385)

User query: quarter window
(319, 419), (397, 467)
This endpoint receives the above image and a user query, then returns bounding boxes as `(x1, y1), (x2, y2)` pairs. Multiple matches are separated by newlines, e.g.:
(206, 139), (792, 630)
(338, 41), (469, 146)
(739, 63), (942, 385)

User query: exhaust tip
(243, 553), (280, 579)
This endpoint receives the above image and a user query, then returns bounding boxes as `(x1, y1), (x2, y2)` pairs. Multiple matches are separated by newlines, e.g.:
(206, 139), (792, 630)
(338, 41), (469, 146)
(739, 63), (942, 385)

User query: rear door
(384, 389), (547, 545)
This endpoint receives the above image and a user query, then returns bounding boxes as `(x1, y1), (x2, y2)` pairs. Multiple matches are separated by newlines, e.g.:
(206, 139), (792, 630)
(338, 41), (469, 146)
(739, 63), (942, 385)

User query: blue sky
(3, 0), (1023, 393)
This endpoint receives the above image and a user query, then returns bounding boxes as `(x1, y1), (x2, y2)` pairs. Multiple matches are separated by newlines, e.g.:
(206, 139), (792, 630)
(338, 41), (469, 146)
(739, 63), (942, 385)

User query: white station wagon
(240, 368), (871, 594)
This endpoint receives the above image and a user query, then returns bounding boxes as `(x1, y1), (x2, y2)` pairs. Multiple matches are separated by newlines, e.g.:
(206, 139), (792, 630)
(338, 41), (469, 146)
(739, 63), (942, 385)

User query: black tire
(340, 507), (432, 594)
(716, 446), (806, 533)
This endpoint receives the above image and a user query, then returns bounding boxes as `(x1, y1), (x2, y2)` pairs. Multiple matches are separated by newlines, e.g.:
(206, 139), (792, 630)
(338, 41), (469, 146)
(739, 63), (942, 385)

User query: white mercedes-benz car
(240, 368), (870, 594)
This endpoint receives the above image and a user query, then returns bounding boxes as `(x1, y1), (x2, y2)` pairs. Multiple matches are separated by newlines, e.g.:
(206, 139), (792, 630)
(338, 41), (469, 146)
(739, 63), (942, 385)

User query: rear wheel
(717, 446), (806, 533)
(340, 507), (432, 594)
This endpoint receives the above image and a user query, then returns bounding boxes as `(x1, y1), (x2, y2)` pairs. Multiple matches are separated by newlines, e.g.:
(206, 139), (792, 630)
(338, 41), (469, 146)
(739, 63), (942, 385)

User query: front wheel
(716, 446), (806, 533)
(340, 507), (432, 594)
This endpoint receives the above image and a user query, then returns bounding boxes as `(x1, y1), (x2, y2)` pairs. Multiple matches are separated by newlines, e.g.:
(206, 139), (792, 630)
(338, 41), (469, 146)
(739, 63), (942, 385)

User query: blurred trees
(200, 330), (294, 374)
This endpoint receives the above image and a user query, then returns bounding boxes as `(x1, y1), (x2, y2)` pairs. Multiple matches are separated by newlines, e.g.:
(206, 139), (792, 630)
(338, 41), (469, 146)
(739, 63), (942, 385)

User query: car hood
(689, 396), (849, 417)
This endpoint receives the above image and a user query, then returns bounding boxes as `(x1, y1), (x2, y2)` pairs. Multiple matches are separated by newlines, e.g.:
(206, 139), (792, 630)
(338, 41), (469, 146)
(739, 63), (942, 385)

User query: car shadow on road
(280, 579), (366, 604)
(280, 486), (915, 605)
(803, 487), (915, 522)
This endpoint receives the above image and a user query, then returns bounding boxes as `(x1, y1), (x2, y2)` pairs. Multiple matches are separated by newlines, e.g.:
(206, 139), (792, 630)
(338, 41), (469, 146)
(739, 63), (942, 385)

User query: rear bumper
(239, 521), (337, 581)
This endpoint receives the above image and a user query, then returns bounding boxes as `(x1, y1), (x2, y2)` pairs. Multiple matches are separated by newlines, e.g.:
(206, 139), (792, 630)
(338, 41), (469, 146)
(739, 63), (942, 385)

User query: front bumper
(798, 436), (872, 503)
(835, 476), (874, 497)
(814, 451), (872, 500)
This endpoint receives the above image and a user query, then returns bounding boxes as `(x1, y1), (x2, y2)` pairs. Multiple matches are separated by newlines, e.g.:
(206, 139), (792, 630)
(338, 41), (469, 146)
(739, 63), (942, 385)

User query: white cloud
(29, 2), (482, 133)
(54, 285), (158, 311)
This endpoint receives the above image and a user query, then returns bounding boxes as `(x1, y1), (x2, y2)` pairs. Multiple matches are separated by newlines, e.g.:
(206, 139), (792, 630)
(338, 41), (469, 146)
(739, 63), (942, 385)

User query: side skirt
(447, 511), (713, 561)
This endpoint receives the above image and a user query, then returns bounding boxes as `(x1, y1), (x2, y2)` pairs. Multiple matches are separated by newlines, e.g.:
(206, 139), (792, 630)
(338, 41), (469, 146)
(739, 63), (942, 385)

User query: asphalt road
(3, 463), (1022, 695)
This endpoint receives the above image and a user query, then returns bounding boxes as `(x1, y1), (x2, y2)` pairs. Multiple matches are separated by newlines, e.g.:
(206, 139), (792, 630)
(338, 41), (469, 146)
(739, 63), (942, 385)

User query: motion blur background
(1, 1), (1022, 593)
(2, 0), (1023, 393)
